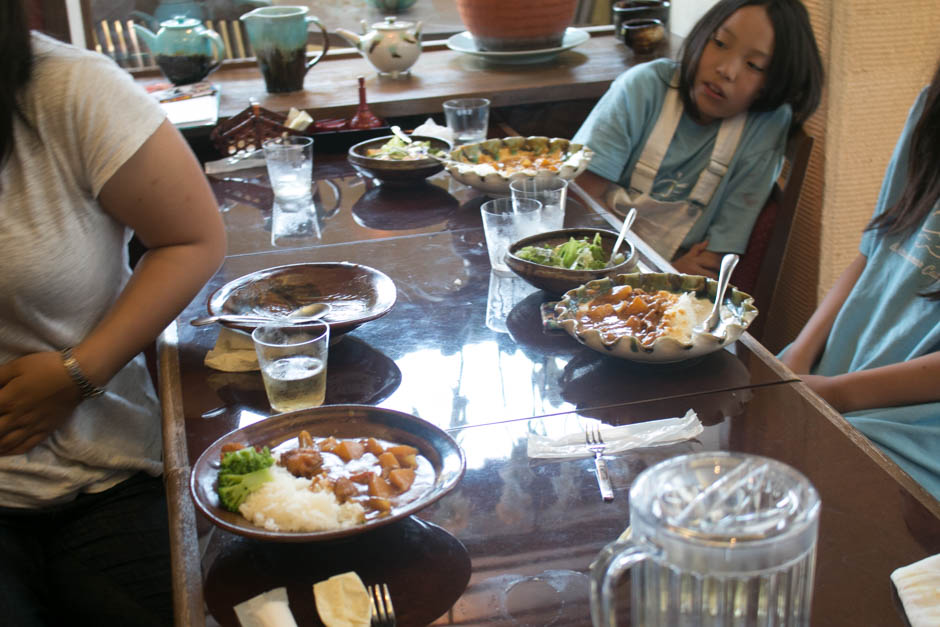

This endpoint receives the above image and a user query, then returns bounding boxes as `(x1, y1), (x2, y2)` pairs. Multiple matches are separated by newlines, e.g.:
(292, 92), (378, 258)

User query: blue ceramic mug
(240, 6), (330, 93)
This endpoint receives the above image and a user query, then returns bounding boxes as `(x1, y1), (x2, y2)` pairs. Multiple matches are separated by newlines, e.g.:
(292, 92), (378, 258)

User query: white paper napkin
(527, 410), (703, 459)
(891, 553), (940, 627)
(413, 117), (454, 146)
(205, 327), (259, 372)
(234, 587), (298, 627)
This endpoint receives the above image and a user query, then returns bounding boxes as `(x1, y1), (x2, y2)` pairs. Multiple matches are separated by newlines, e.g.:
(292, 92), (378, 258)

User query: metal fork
(369, 583), (396, 627)
(585, 423), (614, 502)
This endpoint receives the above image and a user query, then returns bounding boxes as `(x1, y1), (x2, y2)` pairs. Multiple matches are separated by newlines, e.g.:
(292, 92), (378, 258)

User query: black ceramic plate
(190, 404), (466, 542)
(207, 262), (397, 336)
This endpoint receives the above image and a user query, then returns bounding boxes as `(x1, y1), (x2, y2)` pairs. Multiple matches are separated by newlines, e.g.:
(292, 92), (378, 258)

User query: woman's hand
(672, 241), (722, 278)
(0, 352), (81, 455)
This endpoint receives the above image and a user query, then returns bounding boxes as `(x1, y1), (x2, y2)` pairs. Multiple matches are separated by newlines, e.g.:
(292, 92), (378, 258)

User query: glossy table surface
(159, 152), (940, 627)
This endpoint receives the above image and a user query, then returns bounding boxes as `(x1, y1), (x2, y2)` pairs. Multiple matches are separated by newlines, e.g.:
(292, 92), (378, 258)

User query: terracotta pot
(455, 0), (578, 51)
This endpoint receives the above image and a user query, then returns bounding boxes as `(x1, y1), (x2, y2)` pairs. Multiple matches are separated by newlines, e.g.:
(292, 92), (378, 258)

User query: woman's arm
(801, 351), (940, 413)
(780, 252), (867, 373)
(0, 120), (225, 454)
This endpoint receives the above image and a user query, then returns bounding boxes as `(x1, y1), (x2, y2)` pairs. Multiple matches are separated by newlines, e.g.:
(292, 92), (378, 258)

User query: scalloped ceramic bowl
(505, 228), (638, 295)
(445, 136), (592, 195)
(554, 272), (758, 363)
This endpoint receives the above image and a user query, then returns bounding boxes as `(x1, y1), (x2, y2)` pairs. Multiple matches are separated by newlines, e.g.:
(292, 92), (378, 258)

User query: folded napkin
(205, 327), (259, 372)
(313, 571), (371, 627)
(413, 117), (454, 146)
(891, 553), (940, 627)
(527, 410), (703, 459)
(234, 587), (298, 627)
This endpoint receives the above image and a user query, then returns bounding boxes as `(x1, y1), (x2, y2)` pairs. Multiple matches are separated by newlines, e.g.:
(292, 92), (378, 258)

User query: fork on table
(369, 582), (396, 627)
(585, 423), (614, 502)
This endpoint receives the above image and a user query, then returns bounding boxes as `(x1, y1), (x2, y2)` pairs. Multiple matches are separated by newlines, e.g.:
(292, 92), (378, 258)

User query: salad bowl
(348, 134), (451, 184)
(445, 136), (592, 195)
(554, 272), (758, 363)
(506, 228), (637, 295)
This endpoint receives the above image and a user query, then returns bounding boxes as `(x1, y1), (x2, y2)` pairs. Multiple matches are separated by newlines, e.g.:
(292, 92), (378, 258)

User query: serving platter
(446, 27), (590, 64)
(207, 262), (397, 337)
(190, 404), (466, 542)
(553, 272), (758, 363)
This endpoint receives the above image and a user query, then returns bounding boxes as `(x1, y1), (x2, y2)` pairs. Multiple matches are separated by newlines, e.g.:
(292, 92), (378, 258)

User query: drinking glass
(591, 452), (821, 627)
(480, 197), (542, 273)
(443, 98), (491, 145)
(252, 322), (329, 412)
(509, 175), (569, 231)
(263, 136), (314, 202)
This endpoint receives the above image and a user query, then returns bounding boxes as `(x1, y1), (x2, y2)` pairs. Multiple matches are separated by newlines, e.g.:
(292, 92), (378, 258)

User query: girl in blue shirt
(575, 0), (823, 277)
(781, 59), (940, 500)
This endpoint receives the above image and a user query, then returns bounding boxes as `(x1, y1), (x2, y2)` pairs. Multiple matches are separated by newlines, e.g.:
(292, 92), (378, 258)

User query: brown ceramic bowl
(190, 404), (466, 542)
(622, 18), (666, 54)
(347, 135), (451, 185)
(206, 262), (397, 337)
(612, 0), (671, 37)
(505, 228), (638, 295)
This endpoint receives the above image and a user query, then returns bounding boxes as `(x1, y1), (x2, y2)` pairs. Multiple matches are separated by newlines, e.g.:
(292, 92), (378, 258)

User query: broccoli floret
(219, 446), (274, 475)
(216, 446), (276, 512)
(217, 466), (275, 512)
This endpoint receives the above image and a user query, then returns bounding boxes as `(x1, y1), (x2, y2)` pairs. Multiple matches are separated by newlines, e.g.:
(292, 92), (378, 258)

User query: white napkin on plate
(527, 410), (703, 459)
(891, 553), (940, 627)
(413, 117), (454, 146)
(313, 572), (371, 627)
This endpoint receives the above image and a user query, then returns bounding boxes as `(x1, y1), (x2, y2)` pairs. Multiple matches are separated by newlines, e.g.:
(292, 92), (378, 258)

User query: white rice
(663, 292), (715, 343)
(238, 465), (365, 532)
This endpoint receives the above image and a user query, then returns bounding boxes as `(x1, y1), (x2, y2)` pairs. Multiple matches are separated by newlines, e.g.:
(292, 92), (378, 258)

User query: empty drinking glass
(443, 98), (490, 145)
(509, 175), (568, 231)
(480, 197), (542, 273)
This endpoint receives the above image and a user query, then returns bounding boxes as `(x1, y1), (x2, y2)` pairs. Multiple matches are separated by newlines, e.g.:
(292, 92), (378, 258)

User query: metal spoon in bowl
(694, 254), (739, 340)
(607, 207), (637, 267)
(190, 302), (331, 327)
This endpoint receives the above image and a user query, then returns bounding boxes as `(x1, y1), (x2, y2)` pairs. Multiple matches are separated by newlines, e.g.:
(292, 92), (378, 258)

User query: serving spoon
(694, 253), (739, 340)
(607, 207), (637, 267)
(190, 302), (331, 327)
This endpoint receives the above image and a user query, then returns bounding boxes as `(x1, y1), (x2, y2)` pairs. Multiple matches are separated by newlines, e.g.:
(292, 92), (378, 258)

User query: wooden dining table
(156, 141), (940, 627)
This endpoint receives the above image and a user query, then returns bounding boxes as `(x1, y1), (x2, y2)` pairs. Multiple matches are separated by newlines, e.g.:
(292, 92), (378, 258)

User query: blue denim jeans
(0, 472), (173, 627)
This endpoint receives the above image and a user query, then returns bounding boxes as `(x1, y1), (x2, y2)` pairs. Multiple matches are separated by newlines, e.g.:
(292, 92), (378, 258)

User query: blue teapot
(133, 15), (225, 85)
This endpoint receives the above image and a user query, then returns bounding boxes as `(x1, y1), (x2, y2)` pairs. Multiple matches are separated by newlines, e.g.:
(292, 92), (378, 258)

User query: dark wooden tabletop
(157, 148), (940, 626)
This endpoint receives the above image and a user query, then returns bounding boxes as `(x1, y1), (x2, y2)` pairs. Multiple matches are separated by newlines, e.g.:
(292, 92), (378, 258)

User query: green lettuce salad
(516, 233), (625, 270)
(366, 137), (445, 161)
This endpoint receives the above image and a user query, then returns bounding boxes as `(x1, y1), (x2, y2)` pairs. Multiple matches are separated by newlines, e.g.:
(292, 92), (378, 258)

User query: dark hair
(1, 0), (32, 166)
(867, 58), (940, 299)
(678, 0), (823, 132)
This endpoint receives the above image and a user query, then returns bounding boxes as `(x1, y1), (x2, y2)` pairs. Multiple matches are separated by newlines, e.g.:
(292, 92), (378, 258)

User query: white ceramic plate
(446, 27), (590, 64)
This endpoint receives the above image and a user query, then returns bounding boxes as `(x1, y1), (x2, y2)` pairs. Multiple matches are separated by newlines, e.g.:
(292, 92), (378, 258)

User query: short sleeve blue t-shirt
(813, 88), (940, 500)
(573, 59), (791, 254)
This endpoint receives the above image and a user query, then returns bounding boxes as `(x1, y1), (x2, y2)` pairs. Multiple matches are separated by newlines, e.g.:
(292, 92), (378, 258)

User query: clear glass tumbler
(443, 97), (491, 145)
(263, 136), (314, 202)
(480, 197), (542, 273)
(509, 175), (569, 231)
(252, 322), (329, 413)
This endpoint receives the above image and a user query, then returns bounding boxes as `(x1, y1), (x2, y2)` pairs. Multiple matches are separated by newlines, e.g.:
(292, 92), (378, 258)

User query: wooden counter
(159, 28), (681, 124)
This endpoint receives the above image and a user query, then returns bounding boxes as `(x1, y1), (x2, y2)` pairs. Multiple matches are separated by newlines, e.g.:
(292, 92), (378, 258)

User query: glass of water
(252, 322), (329, 413)
(509, 175), (569, 231)
(263, 136), (314, 202)
(480, 197), (542, 274)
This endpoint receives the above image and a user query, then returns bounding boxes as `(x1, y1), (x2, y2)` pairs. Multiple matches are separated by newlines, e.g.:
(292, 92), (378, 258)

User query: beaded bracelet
(60, 347), (105, 399)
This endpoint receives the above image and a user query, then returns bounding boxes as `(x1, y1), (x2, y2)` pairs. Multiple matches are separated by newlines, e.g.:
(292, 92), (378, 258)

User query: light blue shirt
(573, 58), (791, 254)
(812, 88), (940, 500)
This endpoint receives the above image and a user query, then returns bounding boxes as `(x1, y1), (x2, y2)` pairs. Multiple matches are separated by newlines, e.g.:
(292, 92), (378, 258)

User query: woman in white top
(0, 1), (225, 623)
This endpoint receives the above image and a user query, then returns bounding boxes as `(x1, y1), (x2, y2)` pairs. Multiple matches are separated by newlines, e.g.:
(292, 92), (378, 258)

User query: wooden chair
(734, 126), (814, 341)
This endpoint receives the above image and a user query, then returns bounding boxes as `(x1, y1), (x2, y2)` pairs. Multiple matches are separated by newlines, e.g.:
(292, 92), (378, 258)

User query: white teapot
(336, 16), (423, 78)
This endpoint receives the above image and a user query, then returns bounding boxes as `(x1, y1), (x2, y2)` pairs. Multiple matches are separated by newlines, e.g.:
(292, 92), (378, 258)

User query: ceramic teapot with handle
(133, 16), (225, 85)
(336, 16), (423, 78)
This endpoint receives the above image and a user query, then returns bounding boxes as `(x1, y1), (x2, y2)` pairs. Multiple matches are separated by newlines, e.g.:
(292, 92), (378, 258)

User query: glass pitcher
(590, 452), (821, 627)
